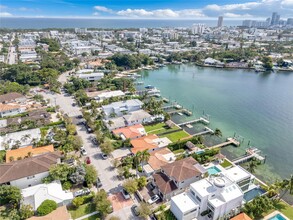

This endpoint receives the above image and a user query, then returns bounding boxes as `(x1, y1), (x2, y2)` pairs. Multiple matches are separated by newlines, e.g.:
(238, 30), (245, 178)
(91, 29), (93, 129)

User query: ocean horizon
(0, 17), (242, 29)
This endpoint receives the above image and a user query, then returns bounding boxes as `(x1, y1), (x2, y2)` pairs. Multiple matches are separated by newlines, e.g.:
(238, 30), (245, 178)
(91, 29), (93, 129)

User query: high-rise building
(271, 12), (280, 25)
(191, 24), (206, 34)
(287, 18), (293, 25)
(217, 16), (223, 27)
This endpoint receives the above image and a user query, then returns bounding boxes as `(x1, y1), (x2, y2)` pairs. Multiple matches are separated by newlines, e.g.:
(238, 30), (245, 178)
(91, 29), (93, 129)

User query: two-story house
(102, 99), (143, 118)
(0, 152), (61, 189)
(152, 157), (206, 201)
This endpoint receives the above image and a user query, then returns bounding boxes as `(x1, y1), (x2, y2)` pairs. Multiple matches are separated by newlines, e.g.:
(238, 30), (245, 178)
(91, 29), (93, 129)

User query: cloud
(0, 5), (7, 9)
(0, 12), (12, 17)
(116, 8), (205, 18)
(92, 12), (100, 16)
(94, 6), (113, 13)
(205, 2), (261, 11)
(223, 13), (252, 18)
(281, 0), (293, 6)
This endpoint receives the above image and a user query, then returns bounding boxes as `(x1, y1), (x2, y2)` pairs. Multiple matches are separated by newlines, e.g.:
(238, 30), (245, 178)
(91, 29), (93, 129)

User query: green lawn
(69, 203), (96, 219)
(220, 159), (233, 168)
(263, 201), (293, 220)
(155, 209), (177, 220)
(83, 213), (100, 220)
(144, 123), (178, 135)
(162, 130), (190, 142)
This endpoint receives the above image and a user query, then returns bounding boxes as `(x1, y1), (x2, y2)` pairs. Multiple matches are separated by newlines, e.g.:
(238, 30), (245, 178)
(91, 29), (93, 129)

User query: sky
(0, 0), (293, 19)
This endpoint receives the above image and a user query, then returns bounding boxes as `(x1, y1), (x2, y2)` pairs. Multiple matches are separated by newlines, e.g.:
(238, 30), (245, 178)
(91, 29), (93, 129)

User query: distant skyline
(1, 0), (293, 19)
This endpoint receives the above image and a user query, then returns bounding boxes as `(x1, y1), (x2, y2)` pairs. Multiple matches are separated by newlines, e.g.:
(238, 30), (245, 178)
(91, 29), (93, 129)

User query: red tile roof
(113, 124), (145, 139)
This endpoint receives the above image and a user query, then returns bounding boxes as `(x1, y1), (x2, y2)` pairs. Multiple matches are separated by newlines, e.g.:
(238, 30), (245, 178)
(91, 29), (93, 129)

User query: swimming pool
(269, 214), (287, 220)
(207, 166), (221, 175)
(243, 187), (266, 202)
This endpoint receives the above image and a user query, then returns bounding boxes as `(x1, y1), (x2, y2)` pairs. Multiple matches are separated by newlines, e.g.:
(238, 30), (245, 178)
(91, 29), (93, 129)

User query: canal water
(139, 64), (293, 183)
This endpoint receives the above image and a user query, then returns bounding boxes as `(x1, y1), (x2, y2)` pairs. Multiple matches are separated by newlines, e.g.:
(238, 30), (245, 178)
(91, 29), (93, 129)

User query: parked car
(121, 188), (130, 200)
(148, 195), (160, 204)
(85, 156), (91, 164)
(76, 115), (83, 119)
(83, 122), (93, 133)
(96, 177), (102, 188)
(101, 153), (108, 160)
(80, 147), (87, 156)
(131, 204), (140, 216)
(91, 137), (98, 145)
(73, 188), (90, 197)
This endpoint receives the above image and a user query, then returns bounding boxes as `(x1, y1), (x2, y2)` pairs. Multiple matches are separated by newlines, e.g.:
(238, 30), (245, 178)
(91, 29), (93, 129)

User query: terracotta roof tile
(153, 172), (178, 194)
(130, 134), (159, 154)
(161, 157), (202, 182)
(0, 152), (61, 184)
(113, 124), (145, 139)
(230, 213), (253, 220)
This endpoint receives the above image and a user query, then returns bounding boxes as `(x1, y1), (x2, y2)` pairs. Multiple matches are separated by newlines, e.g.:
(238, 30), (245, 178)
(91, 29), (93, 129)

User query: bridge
(209, 137), (240, 149)
(177, 117), (210, 126)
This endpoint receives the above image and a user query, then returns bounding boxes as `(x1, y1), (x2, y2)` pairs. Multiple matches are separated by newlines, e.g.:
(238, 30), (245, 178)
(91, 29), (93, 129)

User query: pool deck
(263, 211), (289, 220)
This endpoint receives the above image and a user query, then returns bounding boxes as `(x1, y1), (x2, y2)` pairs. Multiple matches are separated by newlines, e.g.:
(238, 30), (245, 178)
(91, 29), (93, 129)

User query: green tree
(0, 185), (22, 206)
(262, 56), (273, 70)
(136, 176), (147, 189)
(19, 204), (34, 220)
(109, 216), (120, 220)
(100, 140), (114, 155)
(72, 197), (84, 209)
(66, 124), (77, 135)
(242, 196), (274, 219)
(123, 179), (138, 194)
(214, 128), (222, 137)
(93, 189), (112, 218)
(246, 160), (257, 174)
(49, 163), (73, 182)
(138, 202), (152, 219)
(37, 200), (57, 216)
(85, 165), (98, 186)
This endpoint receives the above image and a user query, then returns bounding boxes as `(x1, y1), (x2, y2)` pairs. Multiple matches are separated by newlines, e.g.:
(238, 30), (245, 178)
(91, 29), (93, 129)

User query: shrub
(72, 197), (84, 209)
(19, 204), (34, 220)
(62, 181), (72, 190)
(37, 199), (57, 216)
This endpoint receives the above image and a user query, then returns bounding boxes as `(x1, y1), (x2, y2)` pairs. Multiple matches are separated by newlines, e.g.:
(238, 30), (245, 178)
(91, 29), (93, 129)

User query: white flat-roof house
(102, 99), (143, 118)
(0, 104), (25, 118)
(171, 175), (244, 220)
(22, 181), (73, 210)
(78, 72), (104, 82)
(222, 166), (255, 192)
(92, 90), (125, 102)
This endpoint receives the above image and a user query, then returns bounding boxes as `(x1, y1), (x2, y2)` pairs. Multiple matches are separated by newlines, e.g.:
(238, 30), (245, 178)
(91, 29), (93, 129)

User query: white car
(80, 147), (87, 156)
(121, 188), (130, 200)
(148, 195), (160, 204)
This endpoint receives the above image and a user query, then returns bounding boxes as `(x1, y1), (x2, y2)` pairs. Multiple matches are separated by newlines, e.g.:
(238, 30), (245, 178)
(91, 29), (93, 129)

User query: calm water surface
(140, 64), (293, 182)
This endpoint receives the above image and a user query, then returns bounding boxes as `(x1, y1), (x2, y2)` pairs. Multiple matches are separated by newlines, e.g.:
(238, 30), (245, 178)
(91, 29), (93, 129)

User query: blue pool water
(207, 166), (221, 175)
(243, 187), (266, 202)
(269, 214), (287, 220)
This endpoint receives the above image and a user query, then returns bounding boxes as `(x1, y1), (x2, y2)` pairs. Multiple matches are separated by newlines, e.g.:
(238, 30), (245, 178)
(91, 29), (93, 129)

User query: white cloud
(223, 12), (252, 18)
(281, 0), (293, 6)
(205, 2), (261, 11)
(0, 5), (7, 9)
(94, 6), (113, 13)
(0, 12), (12, 17)
(93, 12), (100, 16)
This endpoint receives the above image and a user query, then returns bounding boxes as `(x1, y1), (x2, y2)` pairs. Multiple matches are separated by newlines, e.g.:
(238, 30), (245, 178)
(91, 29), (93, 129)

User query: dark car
(83, 122), (93, 133)
(131, 205), (140, 216)
(91, 137), (98, 145)
(96, 177), (102, 188)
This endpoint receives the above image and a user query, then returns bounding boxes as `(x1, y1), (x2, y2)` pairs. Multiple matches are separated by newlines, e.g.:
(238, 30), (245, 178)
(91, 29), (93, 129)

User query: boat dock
(192, 127), (214, 136)
(209, 137), (240, 149)
(177, 117), (210, 126)
(232, 147), (265, 165)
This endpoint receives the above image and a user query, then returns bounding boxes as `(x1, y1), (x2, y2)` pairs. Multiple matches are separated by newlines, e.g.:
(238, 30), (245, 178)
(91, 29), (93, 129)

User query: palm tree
(140, 150), (150, 165)
(278, 175), (293, 200)
(265, 182), (280, 198)
(247, 160), (257, 174)
(214, 128), (222, 137)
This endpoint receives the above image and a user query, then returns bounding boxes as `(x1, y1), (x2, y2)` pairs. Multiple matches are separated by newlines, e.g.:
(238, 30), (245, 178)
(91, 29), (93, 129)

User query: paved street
(39, 84), (139, 219)
(7, 46), (17, 65)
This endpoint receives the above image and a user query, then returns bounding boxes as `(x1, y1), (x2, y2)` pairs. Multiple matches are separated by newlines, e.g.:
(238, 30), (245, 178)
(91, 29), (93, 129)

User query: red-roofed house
(112, 124), (146, 140)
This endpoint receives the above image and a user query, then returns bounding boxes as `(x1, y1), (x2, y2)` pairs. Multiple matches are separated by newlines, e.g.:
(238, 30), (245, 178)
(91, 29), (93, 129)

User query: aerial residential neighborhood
(0, 4), (293, 220)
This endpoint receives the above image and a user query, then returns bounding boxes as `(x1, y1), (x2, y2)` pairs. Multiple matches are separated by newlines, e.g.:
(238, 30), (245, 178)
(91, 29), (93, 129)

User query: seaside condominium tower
(218, 16), (223, 27)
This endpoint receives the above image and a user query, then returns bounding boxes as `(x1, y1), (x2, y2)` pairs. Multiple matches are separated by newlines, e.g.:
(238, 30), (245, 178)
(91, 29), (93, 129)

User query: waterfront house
(102, 99), (143, 118)
(22, 181), (73, 210)
(78, 72), (104, 82)
(112, 124), (146, 140)
(0, 152), (61, 189)
(152, 157), (206, 201)
(170, 175), (243, 220)
(130, 134), (172, 154)
(87, 90), (125, 102)
(104, 110), (152, 130)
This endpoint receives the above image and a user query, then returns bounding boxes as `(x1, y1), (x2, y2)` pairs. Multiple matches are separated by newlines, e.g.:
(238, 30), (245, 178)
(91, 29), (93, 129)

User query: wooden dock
(232, 148), (265, 165)
(177, 117), (210, 126)
(192, 127), (214, 136)
(209, 137), (240, 149)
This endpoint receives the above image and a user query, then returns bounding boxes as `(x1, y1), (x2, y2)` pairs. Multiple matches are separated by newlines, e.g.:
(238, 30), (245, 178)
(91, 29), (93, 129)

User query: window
(191, 190), (195, 196)
(27, 175), (35, 179)
(196, 195), (201, 202)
